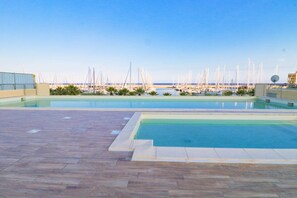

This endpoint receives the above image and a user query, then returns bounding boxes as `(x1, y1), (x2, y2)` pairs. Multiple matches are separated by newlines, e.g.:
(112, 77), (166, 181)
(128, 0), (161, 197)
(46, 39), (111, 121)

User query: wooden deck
(0, 110), (296, 198)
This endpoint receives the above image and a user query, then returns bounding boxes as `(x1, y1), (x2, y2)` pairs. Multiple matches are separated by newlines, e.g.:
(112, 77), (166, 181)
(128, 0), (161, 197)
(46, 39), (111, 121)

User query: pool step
(132, 140), (156, 161)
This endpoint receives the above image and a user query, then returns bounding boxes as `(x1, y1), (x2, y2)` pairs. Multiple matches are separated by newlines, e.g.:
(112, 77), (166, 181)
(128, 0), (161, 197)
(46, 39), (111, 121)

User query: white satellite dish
(271, 75), (280, 83)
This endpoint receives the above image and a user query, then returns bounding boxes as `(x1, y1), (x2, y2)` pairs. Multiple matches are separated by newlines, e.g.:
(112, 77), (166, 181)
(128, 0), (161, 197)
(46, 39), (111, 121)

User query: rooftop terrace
(0, 110), (297, 197)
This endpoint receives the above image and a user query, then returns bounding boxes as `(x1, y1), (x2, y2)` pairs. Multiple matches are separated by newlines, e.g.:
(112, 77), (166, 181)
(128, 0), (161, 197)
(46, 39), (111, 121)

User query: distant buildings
(288, 71), (297, 85)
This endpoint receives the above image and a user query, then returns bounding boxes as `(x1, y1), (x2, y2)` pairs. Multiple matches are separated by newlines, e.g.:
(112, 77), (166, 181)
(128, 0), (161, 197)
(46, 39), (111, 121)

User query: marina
(48, 63), (270, 96)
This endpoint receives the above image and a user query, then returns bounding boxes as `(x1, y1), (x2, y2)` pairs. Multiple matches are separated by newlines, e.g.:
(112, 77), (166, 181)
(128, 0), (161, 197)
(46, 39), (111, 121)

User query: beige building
(288, 71), (297, 84)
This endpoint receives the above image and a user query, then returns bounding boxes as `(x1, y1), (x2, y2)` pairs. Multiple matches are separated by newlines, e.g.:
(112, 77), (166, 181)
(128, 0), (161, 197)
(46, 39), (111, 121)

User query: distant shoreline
(48, 82), (287, 86)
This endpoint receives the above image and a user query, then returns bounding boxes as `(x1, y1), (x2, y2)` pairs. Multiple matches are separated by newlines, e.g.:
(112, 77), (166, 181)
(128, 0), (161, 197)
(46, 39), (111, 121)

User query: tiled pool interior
(135, 119), (297, 148)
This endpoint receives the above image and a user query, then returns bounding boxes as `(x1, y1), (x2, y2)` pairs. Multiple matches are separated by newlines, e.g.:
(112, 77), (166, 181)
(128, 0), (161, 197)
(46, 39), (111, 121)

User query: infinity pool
(135, 119), (297, 148)
(0, 97), (296, 109)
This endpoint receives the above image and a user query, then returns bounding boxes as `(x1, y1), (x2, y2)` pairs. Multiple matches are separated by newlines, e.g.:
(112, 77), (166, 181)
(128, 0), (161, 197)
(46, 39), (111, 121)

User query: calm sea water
(135, 119), (297, 148)
(1, 98), (296, 109)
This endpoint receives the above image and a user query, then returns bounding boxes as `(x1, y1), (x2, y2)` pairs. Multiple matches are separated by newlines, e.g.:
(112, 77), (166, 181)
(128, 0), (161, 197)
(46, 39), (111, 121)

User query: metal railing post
(13, 73), (16, 90)
(0, 73), (2, 90)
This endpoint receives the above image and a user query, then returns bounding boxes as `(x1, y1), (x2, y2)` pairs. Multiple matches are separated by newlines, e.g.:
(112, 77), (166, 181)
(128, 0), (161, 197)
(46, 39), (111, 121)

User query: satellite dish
(271, 75), (280, 83)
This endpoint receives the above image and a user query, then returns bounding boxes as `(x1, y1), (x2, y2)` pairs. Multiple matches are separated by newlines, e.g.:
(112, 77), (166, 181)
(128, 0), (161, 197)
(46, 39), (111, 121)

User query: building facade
(288, 71), (297, 84)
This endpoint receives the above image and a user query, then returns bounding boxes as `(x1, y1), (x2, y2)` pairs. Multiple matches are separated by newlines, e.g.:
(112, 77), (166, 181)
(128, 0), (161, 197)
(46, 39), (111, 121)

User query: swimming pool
(135, 119), (297, 148)
(0, 96), (296, 109)
(109, 112), (297, 164)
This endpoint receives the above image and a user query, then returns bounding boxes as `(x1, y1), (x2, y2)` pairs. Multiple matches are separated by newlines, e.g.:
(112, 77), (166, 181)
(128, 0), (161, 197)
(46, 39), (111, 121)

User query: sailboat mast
(130, 62), (132, 90)
(137, 68), (139, 86)
(100, 72), (103, 87)
(93, 67), (96, 93)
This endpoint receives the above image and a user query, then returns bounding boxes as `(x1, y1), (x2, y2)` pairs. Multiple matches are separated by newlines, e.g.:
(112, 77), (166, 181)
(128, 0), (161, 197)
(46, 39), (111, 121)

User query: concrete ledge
(108, 112), (141, 151)
(259, 96), (297, 105)
(22, 95), (259, 101)
(1, 107), (297, 114)
(156, 147), (187, 162)
(0, 89), (36, 98)
(132, 146), (297, 164)
(186, 148), (221, 163)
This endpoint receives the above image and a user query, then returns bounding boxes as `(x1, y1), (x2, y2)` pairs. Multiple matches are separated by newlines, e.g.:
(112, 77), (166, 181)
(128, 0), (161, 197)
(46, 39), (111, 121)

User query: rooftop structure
(288, 71), (297, 85)
(0, 72), (49, 98)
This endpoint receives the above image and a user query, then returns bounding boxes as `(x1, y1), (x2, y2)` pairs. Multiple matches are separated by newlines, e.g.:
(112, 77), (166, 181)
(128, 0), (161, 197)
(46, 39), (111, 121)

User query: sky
(0, 0), (297, 83)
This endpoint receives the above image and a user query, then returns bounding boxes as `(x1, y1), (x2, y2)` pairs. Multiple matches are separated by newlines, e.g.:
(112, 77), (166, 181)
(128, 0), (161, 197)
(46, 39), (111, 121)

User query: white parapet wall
(0, 89), (36, 98)
(267, 88), (297, 100)
(36, 83), (50, 96)
(0, 83), (49, 98)
(255, 83), (297, 100)
(255, 84), (269, 97)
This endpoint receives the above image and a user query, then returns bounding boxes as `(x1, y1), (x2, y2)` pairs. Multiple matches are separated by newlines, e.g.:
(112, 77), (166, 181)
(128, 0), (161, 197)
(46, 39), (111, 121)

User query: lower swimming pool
(135, 119), (297, 148)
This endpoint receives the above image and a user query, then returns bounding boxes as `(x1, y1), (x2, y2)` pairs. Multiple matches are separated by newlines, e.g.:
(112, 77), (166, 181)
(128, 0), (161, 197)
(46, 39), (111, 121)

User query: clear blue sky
(0, 0), (297, 83)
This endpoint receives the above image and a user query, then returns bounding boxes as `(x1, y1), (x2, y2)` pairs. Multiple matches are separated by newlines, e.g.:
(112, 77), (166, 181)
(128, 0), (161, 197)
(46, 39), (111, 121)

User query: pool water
(135, 119), (297, 148)
(0, 98), (296, 109)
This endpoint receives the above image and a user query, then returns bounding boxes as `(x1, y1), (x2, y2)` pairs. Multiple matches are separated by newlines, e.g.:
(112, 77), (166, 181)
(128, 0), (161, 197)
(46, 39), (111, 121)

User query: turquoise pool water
(0, 98), (296, 109)
(135, 119), (297, 148)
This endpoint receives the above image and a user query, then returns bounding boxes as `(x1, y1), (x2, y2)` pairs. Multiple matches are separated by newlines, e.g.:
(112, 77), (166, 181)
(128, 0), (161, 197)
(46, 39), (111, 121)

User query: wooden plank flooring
(0, 110), (296, 198)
